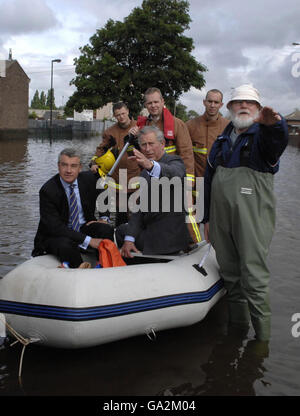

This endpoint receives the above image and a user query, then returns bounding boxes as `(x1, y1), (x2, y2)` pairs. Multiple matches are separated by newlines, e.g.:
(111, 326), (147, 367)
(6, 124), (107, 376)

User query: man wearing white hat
(203, 84), (288, 341)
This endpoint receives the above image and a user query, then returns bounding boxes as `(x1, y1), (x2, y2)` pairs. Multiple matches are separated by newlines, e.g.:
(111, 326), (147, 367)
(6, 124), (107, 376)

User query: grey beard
(229, 110), (259, 130)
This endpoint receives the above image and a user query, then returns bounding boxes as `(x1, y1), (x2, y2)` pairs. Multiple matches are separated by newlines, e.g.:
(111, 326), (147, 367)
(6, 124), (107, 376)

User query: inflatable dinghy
(0, 242), (225, 349)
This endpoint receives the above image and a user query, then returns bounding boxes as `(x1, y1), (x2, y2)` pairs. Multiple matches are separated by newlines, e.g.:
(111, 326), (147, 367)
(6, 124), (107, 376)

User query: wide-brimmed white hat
(227, 84), (262, 108)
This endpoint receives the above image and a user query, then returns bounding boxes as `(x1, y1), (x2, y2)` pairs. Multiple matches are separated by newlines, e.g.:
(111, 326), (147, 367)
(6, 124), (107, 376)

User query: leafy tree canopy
(66, 0), (206, 117)
(30, 90), (40, 108)
(187, 109), (200, 119)
(30, 89), (57, 110)
(175, 102), (189, 122)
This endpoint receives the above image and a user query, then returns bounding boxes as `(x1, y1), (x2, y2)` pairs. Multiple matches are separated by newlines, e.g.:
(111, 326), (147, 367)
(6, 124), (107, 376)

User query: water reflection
(0, 136), (299, 396)
(201, 335), (269, 396)
(158, 327), (269, 396)
(0, 137), (27, 164)
(288, 135), (300, 149)
(0, 134), (102, 264)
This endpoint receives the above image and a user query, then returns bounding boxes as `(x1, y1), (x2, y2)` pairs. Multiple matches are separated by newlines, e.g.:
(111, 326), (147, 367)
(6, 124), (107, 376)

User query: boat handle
(146, 327), (157, 341)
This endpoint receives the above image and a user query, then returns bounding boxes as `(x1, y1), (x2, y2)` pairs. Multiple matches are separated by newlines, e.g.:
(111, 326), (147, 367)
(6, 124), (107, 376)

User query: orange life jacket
(98, 239), (127, 268)
(137, 107), (175, 140)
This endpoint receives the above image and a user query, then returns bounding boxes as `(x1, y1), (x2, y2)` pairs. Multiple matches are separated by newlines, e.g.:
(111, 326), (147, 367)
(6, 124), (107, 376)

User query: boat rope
(0, 314), (39, 379)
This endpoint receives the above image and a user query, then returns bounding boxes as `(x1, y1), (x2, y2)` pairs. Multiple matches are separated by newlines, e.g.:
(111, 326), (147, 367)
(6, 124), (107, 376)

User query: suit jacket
(126, 153), (190, 254)
(142, 114), (195, 180)
(32, 170), (100, 256)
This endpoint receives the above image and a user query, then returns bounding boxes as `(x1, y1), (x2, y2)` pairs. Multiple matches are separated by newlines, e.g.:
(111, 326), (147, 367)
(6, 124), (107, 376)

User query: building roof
(285, 109), (300, 121)
(0, 59), (30, 80)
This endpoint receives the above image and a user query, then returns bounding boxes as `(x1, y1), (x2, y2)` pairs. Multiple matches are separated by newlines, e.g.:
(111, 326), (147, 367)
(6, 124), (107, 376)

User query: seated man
(32, 148), (114, 268)
(116, 126), (190, 258)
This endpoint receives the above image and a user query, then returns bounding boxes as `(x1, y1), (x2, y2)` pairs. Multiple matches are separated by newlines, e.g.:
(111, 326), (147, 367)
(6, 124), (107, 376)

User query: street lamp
(50, 58), (61, 129)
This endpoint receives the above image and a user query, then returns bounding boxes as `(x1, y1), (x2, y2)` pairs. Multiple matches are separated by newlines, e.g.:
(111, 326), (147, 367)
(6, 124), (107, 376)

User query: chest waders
(210, 166), (275, 341)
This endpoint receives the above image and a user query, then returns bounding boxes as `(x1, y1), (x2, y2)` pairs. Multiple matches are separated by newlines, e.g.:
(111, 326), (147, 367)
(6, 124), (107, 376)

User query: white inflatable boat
(0, 242), (225, 349)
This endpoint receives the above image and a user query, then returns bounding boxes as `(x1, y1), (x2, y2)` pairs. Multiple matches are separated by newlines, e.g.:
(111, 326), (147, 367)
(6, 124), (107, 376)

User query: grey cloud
(183, 50), (300, 115)
(0, 0), (59, 35)
(207, 45), (250, 69)
(183, 0), (300, 115)
(247, 53), (300, 113)
(13, 0), (299, 118)
(189, 0), (300, 49)
(227, 9), (300, 49)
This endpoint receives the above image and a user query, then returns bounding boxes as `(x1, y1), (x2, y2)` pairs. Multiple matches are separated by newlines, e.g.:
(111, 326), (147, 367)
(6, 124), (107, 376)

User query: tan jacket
(186, 114), (229, 177)
(145, 115), (195, 188)
(101, 119), (141, 192)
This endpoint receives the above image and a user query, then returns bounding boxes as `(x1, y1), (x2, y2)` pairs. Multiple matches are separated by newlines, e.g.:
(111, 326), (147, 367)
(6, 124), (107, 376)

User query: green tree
(40, 91), (47, 109)
(187, 109), (199, 119)
(46, 89), (57, 110)
(66, 0), (206, 117)
(172, 102), (199, 122)
(174, 102), (189, 122)
(64, 106), (74, 118)
(30, 90), (40, 108)
(28, 111), (38, 119)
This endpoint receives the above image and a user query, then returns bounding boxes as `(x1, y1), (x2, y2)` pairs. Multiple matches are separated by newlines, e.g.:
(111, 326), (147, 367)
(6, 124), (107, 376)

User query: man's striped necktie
(69, 184), (80, 232)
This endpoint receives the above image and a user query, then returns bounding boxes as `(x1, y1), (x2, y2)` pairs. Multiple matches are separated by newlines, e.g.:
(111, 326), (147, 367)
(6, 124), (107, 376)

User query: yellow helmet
(94, 149), (116, 175)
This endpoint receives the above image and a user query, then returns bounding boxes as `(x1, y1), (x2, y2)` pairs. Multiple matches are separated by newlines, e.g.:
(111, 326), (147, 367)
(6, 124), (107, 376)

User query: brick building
(0, 58), (30, 136)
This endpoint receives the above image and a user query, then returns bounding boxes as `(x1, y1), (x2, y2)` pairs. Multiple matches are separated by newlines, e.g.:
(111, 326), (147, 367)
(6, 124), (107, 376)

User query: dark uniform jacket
(126, 153), (190, 254)
(203, 118), (289, 223)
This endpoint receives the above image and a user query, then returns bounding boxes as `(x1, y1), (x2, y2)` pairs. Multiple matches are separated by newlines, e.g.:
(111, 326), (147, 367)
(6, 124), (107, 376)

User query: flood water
(0, 133), (299, 400)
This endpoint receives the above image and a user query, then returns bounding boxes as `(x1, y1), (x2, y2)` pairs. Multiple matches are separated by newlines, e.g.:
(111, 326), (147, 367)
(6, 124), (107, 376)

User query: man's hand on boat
(120, 241), (141, 258)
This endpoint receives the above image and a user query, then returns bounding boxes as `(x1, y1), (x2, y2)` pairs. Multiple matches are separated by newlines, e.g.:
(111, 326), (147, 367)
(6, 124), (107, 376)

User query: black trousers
(101, 191), (131, 228)
(44, 222), (114, 268)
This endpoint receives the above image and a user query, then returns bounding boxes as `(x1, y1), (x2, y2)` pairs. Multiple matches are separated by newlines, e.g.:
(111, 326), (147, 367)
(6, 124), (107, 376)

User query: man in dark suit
(116, 126), (190, 257)
(32, 148), (114, 268)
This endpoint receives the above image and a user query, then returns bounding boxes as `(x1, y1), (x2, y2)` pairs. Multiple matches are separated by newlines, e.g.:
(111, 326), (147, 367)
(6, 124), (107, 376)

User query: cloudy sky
(0, 0), (299, 116)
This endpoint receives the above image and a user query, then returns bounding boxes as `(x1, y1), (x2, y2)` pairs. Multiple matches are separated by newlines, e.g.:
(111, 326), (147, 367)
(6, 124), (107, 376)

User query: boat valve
(146, 327), (157, 341)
